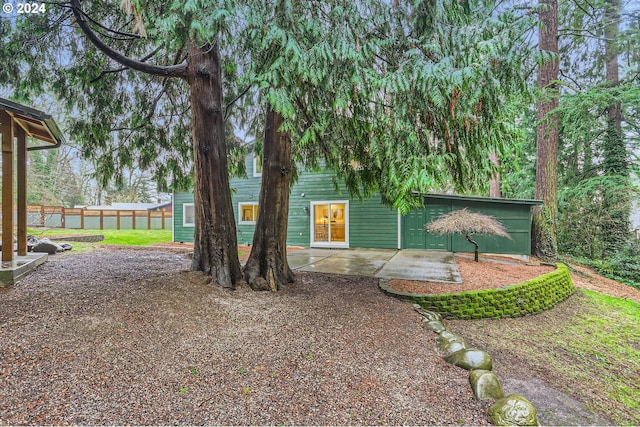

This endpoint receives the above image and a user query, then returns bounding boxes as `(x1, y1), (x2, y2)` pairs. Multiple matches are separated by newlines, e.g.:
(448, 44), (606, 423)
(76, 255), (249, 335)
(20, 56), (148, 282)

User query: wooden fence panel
(25, 205), (172, 230)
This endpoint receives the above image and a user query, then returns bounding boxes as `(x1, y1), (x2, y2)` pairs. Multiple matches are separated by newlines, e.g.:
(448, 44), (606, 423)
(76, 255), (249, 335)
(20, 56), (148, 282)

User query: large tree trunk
(187, 40), (242, 288)
(532, 0), (559, 260)
(601, 0), (629, 254)
(244, 107), (295, 291)
(488, 152), (501, 198)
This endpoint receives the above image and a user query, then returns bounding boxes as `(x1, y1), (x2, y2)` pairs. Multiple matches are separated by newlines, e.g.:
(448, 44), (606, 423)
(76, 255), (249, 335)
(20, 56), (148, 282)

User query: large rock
(444, 348), (493, 371)
(423, 319), (446, 333)
(436, 332), (467, 355)
(413, 305), (442, 321)
(469, 369), (504, 400)
(488, 394), (539, 426)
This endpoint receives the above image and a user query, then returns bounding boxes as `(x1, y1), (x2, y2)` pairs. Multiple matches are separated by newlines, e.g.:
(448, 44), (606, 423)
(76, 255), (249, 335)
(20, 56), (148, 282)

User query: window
(239, 202), (259, 224)
(253, 154), (263, 177)
(183, 203), (195, 227)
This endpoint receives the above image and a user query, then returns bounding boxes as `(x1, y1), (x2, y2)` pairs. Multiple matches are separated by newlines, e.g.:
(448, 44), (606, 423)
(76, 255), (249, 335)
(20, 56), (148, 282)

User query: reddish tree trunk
(244, 107), (295, 291)
(532, 0), (559, 259)
(488, 152), (501, 198)
(187, 40), (242, 288)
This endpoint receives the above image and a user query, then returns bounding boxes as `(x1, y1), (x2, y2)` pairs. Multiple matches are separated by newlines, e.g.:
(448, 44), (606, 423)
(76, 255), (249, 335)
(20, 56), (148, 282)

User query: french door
(310, 201), (349, 248)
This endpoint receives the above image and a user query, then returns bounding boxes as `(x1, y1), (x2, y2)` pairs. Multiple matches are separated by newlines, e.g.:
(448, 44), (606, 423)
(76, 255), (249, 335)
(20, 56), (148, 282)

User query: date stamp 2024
(2, 2), (47, 15)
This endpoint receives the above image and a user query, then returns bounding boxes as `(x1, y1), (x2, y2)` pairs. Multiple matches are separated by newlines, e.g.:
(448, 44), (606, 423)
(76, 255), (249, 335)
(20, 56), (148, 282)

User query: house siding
(174, 154), (399, 248)
(173, 192), (195, 243)
(407, 195), (539, 255)
(173, 155), (539, 255)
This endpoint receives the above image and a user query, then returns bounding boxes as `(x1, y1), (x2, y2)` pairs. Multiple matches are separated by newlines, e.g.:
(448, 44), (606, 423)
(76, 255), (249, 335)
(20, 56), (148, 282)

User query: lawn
(28, 228), (172, 246)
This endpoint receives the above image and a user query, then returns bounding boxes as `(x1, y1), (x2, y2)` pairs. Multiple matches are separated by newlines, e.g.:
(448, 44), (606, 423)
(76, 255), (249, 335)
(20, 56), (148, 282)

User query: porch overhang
(1, 98), (65, 283)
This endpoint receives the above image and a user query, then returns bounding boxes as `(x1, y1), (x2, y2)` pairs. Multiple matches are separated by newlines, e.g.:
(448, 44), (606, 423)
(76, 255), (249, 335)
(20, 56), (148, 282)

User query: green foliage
(558, 176), (633, 258)
(239, 0), (536, 213)
(3, 1), (248, 193)
(383, 264), (575, 319)
(26, 148), (85, 207)
(573, 245), (640, 290)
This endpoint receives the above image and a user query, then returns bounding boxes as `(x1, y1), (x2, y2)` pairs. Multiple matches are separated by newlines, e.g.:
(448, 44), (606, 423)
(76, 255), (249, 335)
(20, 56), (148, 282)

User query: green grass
(448, 289), (640, 425)
(28, 228), (172, 246)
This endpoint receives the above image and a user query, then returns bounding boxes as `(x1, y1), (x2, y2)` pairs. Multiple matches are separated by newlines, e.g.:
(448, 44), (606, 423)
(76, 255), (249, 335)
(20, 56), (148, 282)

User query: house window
(183, 203), (195, 227)
(253, 154), (263, 177)
(239, 202), (259, 224)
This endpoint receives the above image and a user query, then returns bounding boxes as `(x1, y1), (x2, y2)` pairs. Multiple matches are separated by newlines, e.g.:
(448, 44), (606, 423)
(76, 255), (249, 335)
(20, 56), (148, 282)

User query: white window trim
(309, 200), (349, 248)
(253, 154), (262, 177)
(238, 201), (260, 225)
(183, 203), (195, 227)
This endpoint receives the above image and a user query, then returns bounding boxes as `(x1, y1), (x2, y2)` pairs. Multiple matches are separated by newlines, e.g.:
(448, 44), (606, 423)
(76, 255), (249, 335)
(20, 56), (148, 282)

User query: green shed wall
(402, 195), (539, 255)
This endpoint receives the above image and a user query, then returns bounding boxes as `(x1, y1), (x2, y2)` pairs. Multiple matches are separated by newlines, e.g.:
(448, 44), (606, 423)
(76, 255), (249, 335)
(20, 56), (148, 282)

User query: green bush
(572, 244), (640, 290)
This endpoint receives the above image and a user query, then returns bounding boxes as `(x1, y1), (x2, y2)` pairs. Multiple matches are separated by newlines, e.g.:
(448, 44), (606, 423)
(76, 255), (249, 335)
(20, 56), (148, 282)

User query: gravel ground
(1, 248), (490, 425)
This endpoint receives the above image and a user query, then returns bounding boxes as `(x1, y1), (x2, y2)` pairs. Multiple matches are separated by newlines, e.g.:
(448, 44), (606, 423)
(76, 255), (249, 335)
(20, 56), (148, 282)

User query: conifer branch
(70, 0), (188, 78)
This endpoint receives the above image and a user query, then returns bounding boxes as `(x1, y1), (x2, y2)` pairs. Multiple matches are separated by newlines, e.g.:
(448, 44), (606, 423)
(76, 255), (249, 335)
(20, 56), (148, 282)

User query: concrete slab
(375, 249), (462, 283)
(287, 248), (461, 283)
(0, 252), (48, 286)
(297, 256), (388, 276)
(286, 249), (336, 270)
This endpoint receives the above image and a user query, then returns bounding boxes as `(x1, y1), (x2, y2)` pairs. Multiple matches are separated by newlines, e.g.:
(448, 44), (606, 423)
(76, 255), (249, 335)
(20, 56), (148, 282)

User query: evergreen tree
(5, 1), (245, 287)
(533, 0), (560, 260)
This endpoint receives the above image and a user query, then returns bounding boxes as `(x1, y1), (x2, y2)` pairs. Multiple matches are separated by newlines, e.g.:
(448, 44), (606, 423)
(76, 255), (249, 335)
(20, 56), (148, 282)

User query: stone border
(48, 234), (105, 243)
(379, 263), (575, 319)
(383, 264), (579, 425)
(415, 306), (540, 426)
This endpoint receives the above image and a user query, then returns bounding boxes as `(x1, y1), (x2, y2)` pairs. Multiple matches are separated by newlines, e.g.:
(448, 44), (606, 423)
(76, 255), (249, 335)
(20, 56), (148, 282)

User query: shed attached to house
(404, 194), (542, 255)
(174, 150), (541, 256)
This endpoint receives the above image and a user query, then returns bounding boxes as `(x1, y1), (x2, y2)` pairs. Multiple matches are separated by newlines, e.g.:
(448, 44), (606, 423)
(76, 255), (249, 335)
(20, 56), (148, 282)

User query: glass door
(311, 201), (348, 247)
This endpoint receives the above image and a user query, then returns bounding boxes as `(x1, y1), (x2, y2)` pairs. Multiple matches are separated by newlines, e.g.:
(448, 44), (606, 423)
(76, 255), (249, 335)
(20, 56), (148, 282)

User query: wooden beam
(1, 111), (14, 263)
(16, 126), (27, 256)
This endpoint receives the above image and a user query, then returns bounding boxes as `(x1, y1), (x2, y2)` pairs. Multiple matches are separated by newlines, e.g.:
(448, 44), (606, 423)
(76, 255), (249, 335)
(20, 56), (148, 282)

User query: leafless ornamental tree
(426, 209), (511, 262)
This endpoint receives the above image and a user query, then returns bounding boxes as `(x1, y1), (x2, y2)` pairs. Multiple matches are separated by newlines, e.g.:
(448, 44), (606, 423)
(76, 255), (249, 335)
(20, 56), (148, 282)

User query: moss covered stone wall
(380, 264), (575, 319)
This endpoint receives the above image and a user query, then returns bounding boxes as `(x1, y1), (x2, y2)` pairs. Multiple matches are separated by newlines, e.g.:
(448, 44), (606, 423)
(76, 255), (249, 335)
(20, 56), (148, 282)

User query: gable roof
(0, 98), (65, 148)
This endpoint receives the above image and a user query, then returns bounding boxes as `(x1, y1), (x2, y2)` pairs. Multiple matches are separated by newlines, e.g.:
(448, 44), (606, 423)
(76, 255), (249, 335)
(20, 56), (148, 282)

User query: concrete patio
(287, 248), (462, 283)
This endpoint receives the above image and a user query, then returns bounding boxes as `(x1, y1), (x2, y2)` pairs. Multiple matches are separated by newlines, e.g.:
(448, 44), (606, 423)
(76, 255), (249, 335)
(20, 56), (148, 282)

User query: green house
(173, 151), (541, 256)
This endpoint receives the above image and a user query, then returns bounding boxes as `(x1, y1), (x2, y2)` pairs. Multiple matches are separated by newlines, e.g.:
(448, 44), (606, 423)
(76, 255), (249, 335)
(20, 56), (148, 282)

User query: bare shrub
(426, 208), (511, 261)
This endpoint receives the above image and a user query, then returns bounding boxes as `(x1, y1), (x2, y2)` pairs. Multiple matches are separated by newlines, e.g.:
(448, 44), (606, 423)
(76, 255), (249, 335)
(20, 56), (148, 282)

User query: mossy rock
(469, 369), (504, 401)
(423, 319), (446, 333)
(488, 394), (539, 426)
(444, 348), (493, 371)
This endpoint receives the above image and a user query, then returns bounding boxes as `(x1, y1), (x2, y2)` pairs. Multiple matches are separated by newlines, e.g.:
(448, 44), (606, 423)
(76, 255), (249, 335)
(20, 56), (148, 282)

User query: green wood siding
(402, 195), (540, 255)
(173, 156), (399, 248)
(173, 192), (195, 243)
(173, 157), (538, 255)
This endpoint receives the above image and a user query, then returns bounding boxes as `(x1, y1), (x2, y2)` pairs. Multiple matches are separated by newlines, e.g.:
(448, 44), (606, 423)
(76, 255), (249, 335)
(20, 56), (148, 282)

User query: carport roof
(0, 97), (65, 146)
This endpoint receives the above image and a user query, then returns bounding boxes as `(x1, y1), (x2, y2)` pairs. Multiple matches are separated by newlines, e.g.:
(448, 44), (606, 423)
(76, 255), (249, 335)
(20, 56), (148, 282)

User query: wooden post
(80, 208), (84, 230)
(147, 210), (151, 230)
(1, 111), (14, 263)
(61, 207), (66, 228)
(16, 126), (27, 256)
(99, 210), (104, 230)
(161, 210), (166, 229)
(116, 210), (121, 230)
(40, 205), (45, 226)
(132, 211), (136, 230)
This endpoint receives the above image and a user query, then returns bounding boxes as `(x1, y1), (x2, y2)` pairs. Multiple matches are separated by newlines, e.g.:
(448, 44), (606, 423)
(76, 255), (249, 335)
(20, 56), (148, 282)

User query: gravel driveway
(0, 248), (490, 425)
